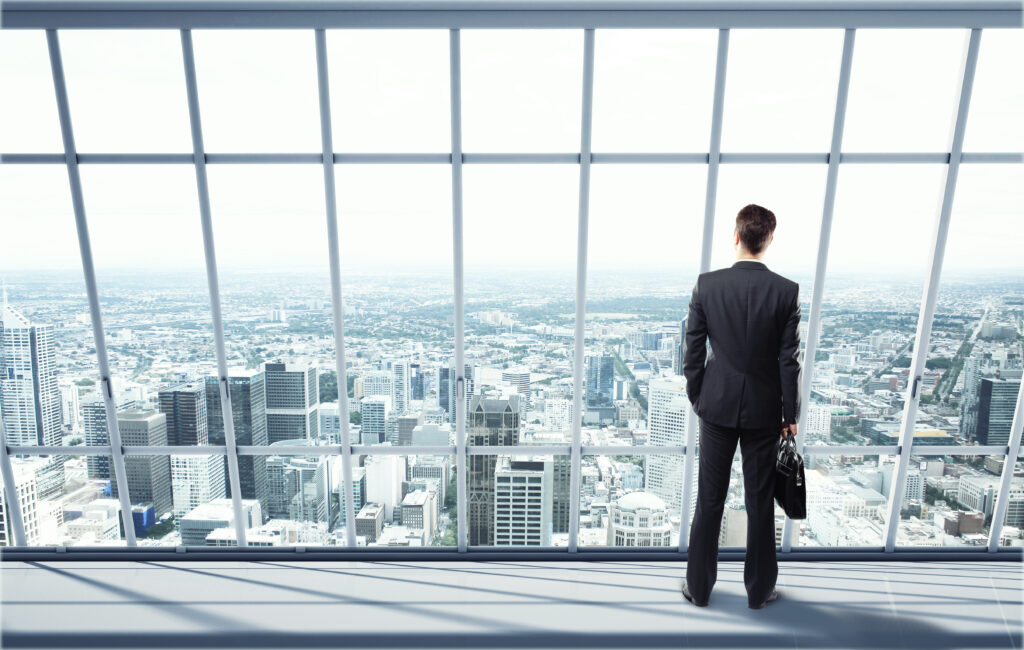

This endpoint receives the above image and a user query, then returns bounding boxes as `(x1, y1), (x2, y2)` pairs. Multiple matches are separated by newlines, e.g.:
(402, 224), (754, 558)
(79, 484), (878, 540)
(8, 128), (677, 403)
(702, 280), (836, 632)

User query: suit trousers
(686, 417), (779, 607)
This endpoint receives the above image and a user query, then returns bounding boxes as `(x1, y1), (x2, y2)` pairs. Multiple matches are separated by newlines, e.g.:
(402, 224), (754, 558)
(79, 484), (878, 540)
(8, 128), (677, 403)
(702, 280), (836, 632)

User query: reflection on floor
(2, 560), (1021, 649)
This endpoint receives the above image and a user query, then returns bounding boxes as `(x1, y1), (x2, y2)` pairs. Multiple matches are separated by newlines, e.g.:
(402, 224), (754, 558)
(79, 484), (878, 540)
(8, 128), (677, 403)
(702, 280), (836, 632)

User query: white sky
(1, 27), (1022, 277)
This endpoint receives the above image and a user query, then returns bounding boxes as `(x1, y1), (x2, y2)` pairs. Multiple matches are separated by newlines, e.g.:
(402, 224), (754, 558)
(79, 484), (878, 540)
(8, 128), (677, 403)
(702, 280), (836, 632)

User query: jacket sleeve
(682, 277), (708, 406)
(779, 285), (802, 425)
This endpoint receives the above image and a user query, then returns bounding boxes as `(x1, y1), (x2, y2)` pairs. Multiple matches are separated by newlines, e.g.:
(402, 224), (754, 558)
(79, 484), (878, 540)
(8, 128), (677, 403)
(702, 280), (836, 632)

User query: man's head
(733, 203), (776, 259)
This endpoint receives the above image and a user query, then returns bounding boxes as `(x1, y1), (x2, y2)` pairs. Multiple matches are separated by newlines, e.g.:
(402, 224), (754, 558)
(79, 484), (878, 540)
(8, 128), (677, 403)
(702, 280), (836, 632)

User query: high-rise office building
(170, 453), (226, 520)
(362, 370), (393, 399)
(360, 396), (392, 445)
(82, 397), (110, 481)
(111, 410), (173, 518)
(468, 396), (521, 546)
(501, 366), (531, 410)
(82, 394), (136, 481)
(0, 302), (64, 497)
(494, 456), (552, 546)
(439, 360), (476, 424)
(397, 412), (424, 446)
(158, 382), (208, 446)
(521, 431), (571, 534)
(205, 370), (269, 520)
(645, 376), (689, 513)
(585, 355), (615, 408)
(265, 439), (327, 523)
(409, 363), (425, 401)
(263, 361), (319, 444)
(365, 454), (407, 522)
(0, 461), (41, 546)
(390, 359), (411, 415)
(975, 378), (1020, 446)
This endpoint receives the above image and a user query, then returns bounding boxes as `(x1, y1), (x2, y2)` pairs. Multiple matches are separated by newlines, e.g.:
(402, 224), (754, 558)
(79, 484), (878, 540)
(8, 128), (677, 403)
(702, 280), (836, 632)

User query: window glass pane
(1, 166), (101, 546)
(587, 165), (705, 444)
(462, 30), (583, 153)
(902, 164), (1023, 548)
(796, 453), (897, 547)
(843, 29), (965, 152)
(206, 164), (330, 462)
(457, 452), (565, 547)
(810, 165), (945, 447)
(335, 165), (453, 451)
(591, 30), (717, 153)
(962, 30), (1024, 153)
(193, 31), (321, 153)
(720, 30), (843, 153)
(340, 453), (455, 547)
(59, 30), (192, 153)
(328, 30), (449, 153)
(0, 31), (62, 154)
(463, 165), (578, 449)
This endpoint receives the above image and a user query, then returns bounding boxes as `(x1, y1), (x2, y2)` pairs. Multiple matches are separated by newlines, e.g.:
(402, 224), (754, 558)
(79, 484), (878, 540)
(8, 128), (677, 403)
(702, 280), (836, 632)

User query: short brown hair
(735, 204), (776, 255)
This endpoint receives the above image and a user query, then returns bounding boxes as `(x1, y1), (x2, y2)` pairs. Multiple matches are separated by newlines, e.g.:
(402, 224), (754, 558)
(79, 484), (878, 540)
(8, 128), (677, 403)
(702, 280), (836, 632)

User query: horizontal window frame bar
(8, 443), (1012, 456)
(1, 545), (1020, 561)
(3, 2), (1022, 30)
(3, 152), (1022, 165)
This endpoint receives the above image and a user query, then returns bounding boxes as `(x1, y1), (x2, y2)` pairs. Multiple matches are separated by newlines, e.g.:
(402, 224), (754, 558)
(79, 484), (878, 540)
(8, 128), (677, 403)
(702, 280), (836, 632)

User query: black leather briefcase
(775, 432), (807, 519)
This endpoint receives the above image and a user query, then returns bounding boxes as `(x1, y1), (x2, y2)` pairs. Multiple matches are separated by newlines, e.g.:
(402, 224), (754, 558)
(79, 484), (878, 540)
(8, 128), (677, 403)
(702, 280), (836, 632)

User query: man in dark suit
(681, 203), (802, 610)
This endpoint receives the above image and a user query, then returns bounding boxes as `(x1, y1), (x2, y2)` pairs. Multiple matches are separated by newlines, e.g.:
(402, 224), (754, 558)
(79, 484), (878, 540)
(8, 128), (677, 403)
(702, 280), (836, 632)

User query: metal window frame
(0, 2), (1022, 558)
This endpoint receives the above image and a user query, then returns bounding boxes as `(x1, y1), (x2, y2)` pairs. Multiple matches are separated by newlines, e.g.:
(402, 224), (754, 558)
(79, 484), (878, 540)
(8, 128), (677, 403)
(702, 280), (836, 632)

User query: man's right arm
(682, 277), (708, 406)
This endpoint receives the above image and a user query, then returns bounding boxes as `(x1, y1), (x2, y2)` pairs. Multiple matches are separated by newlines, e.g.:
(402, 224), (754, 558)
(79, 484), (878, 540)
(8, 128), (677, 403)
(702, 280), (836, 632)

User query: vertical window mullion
(882, 28), (982, 553)
(180, 29), (247, 548)
(568, 28), (595, 554)
(45, 28), (137, 547)
(680, 28), (729, 553)
(180, 29), (248, 548)
(780, 28), (856, 553)
(450, 28), (468, 553)
(314, 28), (357, 549)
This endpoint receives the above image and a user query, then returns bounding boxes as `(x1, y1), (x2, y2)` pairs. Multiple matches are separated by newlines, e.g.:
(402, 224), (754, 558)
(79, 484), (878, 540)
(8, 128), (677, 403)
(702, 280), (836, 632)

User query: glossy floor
(1, 560), (1021, 649)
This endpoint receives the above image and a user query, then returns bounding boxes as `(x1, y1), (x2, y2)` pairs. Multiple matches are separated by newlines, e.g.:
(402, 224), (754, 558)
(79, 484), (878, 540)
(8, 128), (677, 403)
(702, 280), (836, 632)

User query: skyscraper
(976, 378), (1020, 446)
(82, 394), (136, 481)
(205, 370), (269, 521)
(264, 361), (319, 444)
(170, 453), (226, 520)
(409, 363), (425, 401)
(501, 366), (531, 407)
(443, 361), (476, 424)
(468, 395), (521, 546)
(0, 302), (64, 497)
(494, 456), (552, 546)
(111, 410), (173, 518)
(585, 355), (615, 408)
(645, 376), (690, 513)
(360, 396), (392, 445)
(390, 359), (411, 415)
(158, 382), (208, 446)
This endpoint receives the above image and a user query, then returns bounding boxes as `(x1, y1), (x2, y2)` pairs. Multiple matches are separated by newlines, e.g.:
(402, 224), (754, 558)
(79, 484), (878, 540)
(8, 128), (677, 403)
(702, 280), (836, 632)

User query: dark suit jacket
(682, 259), (802, 429)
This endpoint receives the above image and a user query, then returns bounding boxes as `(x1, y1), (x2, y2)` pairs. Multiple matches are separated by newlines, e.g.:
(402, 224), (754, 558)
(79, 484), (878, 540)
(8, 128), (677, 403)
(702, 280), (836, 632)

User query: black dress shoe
(682, 581), (708, 607)
(749, 588), (779, 609)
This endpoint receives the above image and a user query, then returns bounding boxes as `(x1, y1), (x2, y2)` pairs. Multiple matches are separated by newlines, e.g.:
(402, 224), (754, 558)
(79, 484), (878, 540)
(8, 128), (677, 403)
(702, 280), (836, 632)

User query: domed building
(607, 492), (672, 547)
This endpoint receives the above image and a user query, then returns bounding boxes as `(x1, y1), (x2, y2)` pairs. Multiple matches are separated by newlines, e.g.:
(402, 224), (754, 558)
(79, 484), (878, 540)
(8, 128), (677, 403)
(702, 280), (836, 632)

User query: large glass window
(720, 30), (843, 153)
(59, 30), (192, 153)
(192, 30), (321, 153)
(0, 30), (62, 153)
(461, 30), (583, 152)
(591, 30), (716, 153)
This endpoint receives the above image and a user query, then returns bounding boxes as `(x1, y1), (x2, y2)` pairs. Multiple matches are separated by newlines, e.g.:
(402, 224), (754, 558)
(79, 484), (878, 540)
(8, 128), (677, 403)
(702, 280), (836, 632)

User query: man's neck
(736, 255), (765, 262)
